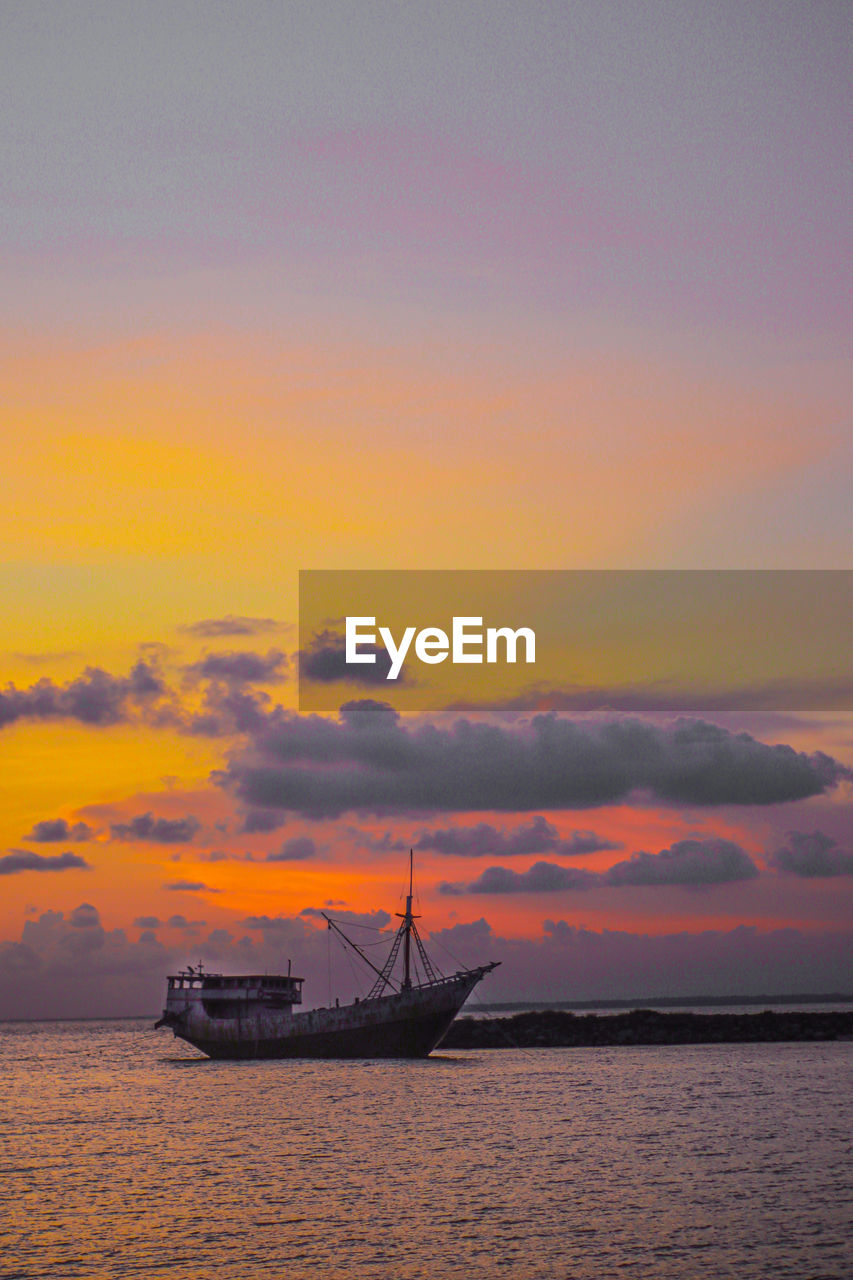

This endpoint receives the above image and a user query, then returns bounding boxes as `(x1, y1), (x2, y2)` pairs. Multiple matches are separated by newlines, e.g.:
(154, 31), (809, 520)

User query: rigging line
(424, 931), (536, 1058)
(411, 921), (441, 982)
(426, 930), (493, 1007)
(335, 929), (372, 979)
(322, 912), (401, 993)
(327, 920), (332, 1008)
(323, 917), (387, 931)
(333, 930), (364, 1000)
(422, 930), (467, 971)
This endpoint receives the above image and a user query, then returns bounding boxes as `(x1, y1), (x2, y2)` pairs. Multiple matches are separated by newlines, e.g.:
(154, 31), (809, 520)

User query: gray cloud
(0, 661), (169, 730)
(440, 861), (600, 895)
(0, 907), (174, 1018)
(3, 903), (852, 1019)
(189, 685), (271, 736)
(163, 880), (218, 892)
(242, 914), (306, 933)
(167, 915), (207, 930)
(0, 850), (89, 875)
(182, 616), (284, 637)
(446, 675), (853, 716)
(0, 653), (283, 740)
(769, 830), (853, 878)
(110, 813), (200, 843)
(346, 827), (408, 853)
(267, 836), (317, 862)
(413, 815), (617, 858)
(187, 650), (288, 684)
(25, 819), (93, 843)
(0, 904), (332, 1019)
(428, 918), (853, 1004)
(298, 907), (392, 930)
(69, 903), (100, 928)
(133, 915), (161, 928)
(605, 839), (759, 887)
(440, 839), (760, 895)
(241, 807), (288, 834)
(221, 704), (850, 818)
(0, 652), (289, 740)
(0, 942), (41, 973)
(559, 830), (620, 856)
(299, 630), (400, 685)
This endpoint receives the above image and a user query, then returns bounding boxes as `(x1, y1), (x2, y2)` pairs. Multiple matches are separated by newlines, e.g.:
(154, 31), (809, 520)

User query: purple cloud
(605, 839), (759, 887)
(25, 819), (93, 842)
(163, 880), (218, 892)
(241, 807), (288, 833)
(299, 907), (392, 929)
(299, 630), (401, 685)
(187, 649), (288, 683)
(182, 616), (283, 637)
(446, 675), (853, 716)
(0, 850), (89, 875)
(189, 684), (271, 736)
(440, 839), (760, 895)
(110, 813), (200, 843)
(221, 704), (850, 818)
(69, 904), (100, 928)
(769, 831), (853, 878)
(3, 903), (851, 1019)
(166, 915), (207, 931)
(242, 914), (308, 934)
(0, 661), (168, 730)
(413, 815), (617, 858)
(267, 836), (317, 862)
(440, 861), (600, 895)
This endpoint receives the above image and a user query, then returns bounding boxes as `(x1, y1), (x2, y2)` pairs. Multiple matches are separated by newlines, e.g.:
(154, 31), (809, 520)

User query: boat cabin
(165, 964), (304, 1018)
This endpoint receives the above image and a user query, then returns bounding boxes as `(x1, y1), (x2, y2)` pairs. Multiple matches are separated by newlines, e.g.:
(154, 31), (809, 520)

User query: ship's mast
(399, 848), (417, 990)
(327, 851), (442, 1001)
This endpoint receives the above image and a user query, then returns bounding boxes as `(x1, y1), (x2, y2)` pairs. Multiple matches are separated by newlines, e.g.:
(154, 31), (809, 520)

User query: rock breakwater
(441, 1007), (853, 1049)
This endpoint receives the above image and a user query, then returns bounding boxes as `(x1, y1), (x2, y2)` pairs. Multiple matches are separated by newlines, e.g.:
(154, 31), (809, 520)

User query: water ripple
(0, 1022), (851, 1278)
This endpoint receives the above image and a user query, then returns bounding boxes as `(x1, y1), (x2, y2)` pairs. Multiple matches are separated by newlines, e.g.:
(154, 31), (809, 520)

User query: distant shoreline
(2, 992), (852, 1025)
(474, 991), (853, 1012)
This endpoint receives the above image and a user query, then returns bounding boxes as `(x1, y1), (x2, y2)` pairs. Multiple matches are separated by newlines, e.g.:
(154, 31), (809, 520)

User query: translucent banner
(298, 570), (853, 713)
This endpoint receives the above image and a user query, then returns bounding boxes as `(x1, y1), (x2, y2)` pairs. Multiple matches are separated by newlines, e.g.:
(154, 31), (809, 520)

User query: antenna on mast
(401, 847), (416, 990)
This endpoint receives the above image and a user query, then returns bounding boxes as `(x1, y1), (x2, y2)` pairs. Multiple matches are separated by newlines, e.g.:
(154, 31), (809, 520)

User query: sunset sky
(2, 2), (851, 1017)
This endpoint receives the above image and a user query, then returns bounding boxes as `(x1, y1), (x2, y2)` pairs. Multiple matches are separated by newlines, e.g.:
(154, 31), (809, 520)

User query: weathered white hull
(157, 967), (494, 1059)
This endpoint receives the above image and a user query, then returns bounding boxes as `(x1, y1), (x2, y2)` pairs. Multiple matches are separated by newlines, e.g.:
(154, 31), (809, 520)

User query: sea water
(1, 1019), (851, 1279)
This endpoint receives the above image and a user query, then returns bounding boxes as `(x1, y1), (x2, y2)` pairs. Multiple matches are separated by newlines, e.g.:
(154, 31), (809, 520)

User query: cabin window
(202, 999), (244, 1019)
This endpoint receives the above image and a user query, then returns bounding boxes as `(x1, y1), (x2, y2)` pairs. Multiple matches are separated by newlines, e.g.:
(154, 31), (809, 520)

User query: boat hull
(159, 968), (493, 1060)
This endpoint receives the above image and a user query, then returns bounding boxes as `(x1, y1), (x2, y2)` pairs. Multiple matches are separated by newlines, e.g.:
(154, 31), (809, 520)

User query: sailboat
(154, 853), (499, 1058)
